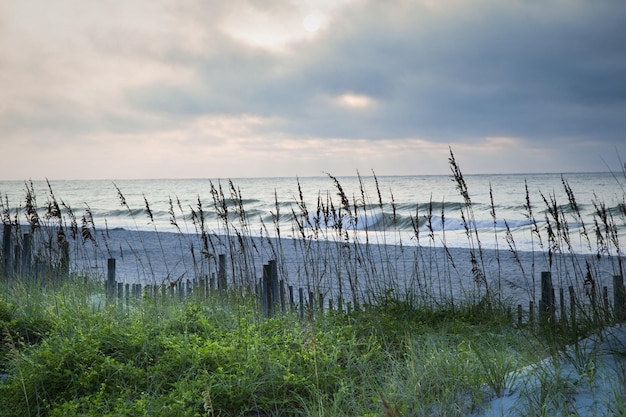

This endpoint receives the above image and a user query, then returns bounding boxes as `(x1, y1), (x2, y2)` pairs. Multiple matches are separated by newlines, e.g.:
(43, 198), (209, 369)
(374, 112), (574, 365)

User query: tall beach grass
(1, 152), (626, 416)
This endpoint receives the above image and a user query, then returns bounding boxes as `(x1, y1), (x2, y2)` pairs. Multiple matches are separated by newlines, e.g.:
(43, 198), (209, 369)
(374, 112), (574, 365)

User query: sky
(1, 0), (625, 180)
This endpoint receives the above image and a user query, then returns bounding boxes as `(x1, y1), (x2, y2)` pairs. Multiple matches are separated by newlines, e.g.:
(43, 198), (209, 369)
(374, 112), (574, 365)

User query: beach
(2, 173), (626, 417)
(8, 223), (616, 315)
(2, 171), (624, 312)
(4, 224), (626, 417)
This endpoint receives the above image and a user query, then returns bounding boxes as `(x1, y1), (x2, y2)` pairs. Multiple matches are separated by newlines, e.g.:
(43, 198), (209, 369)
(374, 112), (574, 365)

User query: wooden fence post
(60, 241), (70, 279)
(309, 291), (315, 320)
(280, 280), (286, 315)
(218, 254), (227, 292)
(107, 258), (116, 299)
(540, 271), (554, 324)
(569, 286), (577, 331)
(269, 260), (279, 310)
(2, 224), (13, 279)
(21, 233), (32, 277)
(256, 260), (282, 318)
(14, 242), (21, 276)
(262, 264), (271, 318)
(614, 275), (626, 322)
(318, 292), (324, 315)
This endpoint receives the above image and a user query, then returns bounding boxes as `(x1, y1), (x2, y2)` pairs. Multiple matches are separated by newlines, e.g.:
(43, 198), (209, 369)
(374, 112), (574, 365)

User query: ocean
(1, 172), (625, 305)
(1, 172), (624, 251)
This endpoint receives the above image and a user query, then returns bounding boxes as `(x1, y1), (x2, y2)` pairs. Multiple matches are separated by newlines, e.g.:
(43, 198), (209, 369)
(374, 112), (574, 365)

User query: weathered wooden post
(268, 263), (276, 316)
(107, 258), (116, 299)
(132, 283), (141, 298)
(569, 286), (577, 331)
(309, 291), (315, 320)
(269, 260), (279, 300)
(15, 241), (21, 276)
(318, 292), (324, 315)
(613, 276), (625, 321)
(299, 287), (304, 321)
(262, 263), (272, 318)
(2, 224), (13, 279)
(280, 280), (286, 315)
(178, 281), (184, 300)
(289, 285), (295, 312)
(540, 272), (554, 324)
(21, 233), (33, 278)
(218, 254), (227, 292)
(60, 241), (70, 279)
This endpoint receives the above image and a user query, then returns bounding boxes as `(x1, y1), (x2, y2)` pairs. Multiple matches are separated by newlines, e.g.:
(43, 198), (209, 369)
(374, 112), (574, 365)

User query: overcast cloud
(1, 0), (625, 179)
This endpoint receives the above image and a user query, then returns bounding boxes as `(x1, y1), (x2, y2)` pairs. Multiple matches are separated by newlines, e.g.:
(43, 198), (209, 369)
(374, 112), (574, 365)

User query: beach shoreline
(51, 227), (623, 308)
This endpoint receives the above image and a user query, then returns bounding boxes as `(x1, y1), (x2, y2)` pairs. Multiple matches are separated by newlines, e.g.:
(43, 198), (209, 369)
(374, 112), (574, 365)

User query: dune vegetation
(1, 151), (625, 416)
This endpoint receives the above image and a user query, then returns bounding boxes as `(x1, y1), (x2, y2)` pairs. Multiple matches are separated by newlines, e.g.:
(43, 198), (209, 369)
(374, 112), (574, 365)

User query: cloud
(123, 0), (626, 141)
(1, 0), (625, 179)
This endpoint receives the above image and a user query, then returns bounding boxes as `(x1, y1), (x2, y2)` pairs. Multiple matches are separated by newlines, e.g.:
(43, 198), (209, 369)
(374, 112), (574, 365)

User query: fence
(103, 255), (347, 321)
(96, 258), (626, 326)
(2, 223), (626, 324)
(2, 224), (69, 282)
(517, 271), (626, 329)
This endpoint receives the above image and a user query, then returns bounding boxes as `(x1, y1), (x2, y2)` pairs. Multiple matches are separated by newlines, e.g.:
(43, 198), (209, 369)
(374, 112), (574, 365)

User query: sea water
(1, 172), (624, 251)
(1, 172), (625, 302)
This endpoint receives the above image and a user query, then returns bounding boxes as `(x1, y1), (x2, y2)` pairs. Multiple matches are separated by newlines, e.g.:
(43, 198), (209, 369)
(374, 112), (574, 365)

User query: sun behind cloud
(302, 13), (322, 32)
(334, 93), (376, 109)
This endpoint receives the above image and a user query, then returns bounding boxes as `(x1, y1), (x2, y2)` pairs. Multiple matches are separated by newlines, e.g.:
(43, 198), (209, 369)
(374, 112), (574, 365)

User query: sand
(4, 225), (626, 415)
(471, 324), (626, 416)
(64, 227), (620, 309)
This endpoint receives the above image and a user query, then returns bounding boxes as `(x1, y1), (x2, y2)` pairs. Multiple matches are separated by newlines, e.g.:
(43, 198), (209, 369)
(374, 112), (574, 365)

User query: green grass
(1, 153), (624, 415)
(0, 277), (553, 417)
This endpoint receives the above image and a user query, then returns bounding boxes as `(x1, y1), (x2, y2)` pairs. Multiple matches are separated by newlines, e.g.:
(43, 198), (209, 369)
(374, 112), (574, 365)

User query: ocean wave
(304, 211), (383, 231)
(296, 211), (536, 233)
(423, 216), (533, 232)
